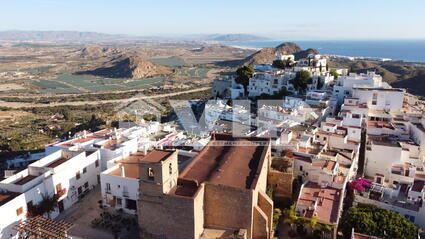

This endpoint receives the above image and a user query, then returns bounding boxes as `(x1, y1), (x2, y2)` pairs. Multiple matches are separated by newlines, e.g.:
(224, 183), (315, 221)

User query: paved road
(0, 87), (211, 108)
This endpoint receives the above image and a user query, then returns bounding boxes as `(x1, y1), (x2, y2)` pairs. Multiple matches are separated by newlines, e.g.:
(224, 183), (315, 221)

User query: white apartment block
(248, 72), (295, 97)
(0, 149), (101, 239)
(46, 128), (140, 170)
(333, 72), (383, 104)
(204, 100), (251, 128)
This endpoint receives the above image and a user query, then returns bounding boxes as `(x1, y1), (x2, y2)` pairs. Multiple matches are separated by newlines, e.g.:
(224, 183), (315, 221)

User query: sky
(1, 0), (425, 40)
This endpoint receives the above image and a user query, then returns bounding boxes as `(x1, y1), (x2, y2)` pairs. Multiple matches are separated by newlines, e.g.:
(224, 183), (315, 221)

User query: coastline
(223, 40), (425, 63)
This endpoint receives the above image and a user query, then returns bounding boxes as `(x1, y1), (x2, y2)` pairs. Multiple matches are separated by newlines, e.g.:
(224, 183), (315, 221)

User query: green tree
(62, 110), (75, 121)
(284, 204), (301, 232)
(235, 64), (255, 93)
(310, 215), (318, 230)
(272, 60), (286, 69)
(273, 208), (282, 231)
(329, 69), (339, 81)
(339, 204), (418, 239)
(28, 193), (59, 219)
(293, 70), (312, 91)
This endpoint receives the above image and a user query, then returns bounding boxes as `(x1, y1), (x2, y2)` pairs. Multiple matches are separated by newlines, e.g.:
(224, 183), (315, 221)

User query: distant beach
(225, 40), (425, 63)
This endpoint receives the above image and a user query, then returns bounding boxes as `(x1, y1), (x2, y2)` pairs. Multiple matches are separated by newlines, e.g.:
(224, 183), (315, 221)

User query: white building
(333, 72), (383, 104)
(0, 149), (101, 238)
(204, 100), (251, 128)
(352, 87), (405, 114)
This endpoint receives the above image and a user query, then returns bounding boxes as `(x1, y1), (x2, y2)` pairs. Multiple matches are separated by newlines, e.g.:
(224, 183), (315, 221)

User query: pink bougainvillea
(348, 178), (372, 193)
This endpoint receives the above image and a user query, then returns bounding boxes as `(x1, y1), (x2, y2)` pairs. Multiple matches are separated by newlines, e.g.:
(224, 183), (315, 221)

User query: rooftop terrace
(14, 175), (37, 185)
(174, 133), (270, 197)
(297, 182), (341, 224)
(0, 192), (20, 207)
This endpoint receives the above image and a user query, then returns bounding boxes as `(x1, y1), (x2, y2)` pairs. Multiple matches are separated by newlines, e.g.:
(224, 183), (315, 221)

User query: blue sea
(225, 40), (425, 63)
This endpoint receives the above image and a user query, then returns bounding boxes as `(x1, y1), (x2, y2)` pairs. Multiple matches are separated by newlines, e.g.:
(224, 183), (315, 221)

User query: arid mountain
(76, 55), (171, 79)
(0, 30), (127, 42)
(80, 45), (121, 58)
(329, 60), (425, 96)
(219, 42), (318, 66)
(191, 45), (256, 56)
(206, 34), (269, 42)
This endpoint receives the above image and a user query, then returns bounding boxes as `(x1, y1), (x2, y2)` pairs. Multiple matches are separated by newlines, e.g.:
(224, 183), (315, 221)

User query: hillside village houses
(0, 122), (210, 239)
(206, 53), (425, 237)
(1, 52), (425, 239)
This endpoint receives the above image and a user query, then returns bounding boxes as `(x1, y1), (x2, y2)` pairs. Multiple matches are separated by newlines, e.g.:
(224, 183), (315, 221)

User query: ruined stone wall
(268, 169), (293, 201)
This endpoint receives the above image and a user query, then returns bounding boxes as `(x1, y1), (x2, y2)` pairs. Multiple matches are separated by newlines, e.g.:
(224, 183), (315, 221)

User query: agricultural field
(31, 74), (166, 93)
(177, 67), (210, 79)
(148, 57), (188, 67)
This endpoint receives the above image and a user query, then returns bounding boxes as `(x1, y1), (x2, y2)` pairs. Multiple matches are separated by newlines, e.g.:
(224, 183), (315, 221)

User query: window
(148, 168), (154, 180)
(16, 207), (23, 216)
(117, 185), (120, 189)
(323, 137), (327, 140)
(84, 182), (89, 188)
(169, 163), (172, 175)
(76, 171), (80, 180)
(126, 199), (137, 210)
(117, 197), (122, 207)
(372, 92), (378, 105)
(299, 166), (303, 171)
(106, 183), (111, 191)
(83, 167), (87, 174)
(95, 160), (99, 168)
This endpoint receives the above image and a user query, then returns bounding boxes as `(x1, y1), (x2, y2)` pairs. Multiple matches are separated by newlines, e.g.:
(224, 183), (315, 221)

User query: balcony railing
(123, 191), (129, 197)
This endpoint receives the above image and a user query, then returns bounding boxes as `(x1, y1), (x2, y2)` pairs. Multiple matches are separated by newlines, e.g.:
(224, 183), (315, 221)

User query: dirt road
(0, 87), (211, 108)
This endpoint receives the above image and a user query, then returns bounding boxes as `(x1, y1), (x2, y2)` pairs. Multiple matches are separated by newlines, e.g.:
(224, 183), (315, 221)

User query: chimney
(120, 165), (125, 177)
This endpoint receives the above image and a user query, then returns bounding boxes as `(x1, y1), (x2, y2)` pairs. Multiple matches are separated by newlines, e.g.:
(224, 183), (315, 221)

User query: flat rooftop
(141, 150), (174, 163)
(174, 133), (269, 197)
(14, 175), (38, 185)
(46, 157), (72, 168)
(108, 150), (174, 179)
(0, 192), (20, 207)
(297, 182), (341, 224)
(108, 151), (146, 179)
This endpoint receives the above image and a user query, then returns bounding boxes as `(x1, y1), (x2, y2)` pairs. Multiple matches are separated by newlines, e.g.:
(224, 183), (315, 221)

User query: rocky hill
(80, 45), (121, 58)
(191, 45), (256, 56)
(75, 55), (171, 79)
(219, 42), (318, 66)
(329, 59), (425, 96)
